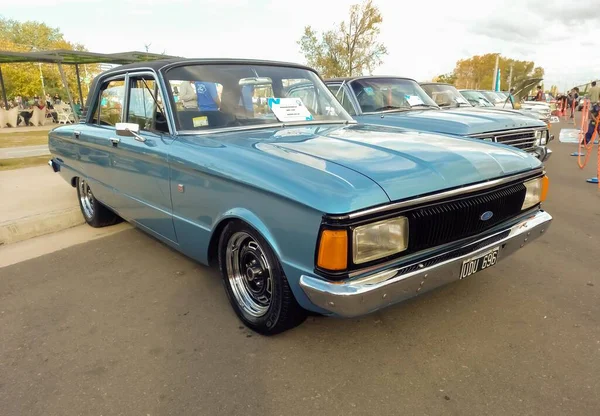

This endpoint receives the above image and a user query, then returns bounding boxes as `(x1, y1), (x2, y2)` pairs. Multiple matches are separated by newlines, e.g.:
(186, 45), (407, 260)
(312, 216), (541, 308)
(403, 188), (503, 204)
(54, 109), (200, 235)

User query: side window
(327, 85), (356, 115)
(91, 79), (125, 126)
(126, 76), (169, 133)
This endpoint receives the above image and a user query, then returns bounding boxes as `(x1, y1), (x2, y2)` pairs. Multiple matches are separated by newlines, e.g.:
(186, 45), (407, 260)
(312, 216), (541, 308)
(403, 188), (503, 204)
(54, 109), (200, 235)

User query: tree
(450, 53), (545, 90)
(297, 0), (387, 78)
(434, 72), (457, 84)
(0, 17), (98, 102)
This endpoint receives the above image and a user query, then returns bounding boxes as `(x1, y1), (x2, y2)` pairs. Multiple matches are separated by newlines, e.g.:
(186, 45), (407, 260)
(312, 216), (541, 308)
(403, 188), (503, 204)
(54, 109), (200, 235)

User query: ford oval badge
(480, 211), (494, 221)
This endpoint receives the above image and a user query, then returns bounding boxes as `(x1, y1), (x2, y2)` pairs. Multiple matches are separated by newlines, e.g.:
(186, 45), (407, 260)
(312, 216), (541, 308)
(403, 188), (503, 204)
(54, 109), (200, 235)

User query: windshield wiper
(410, 104), (439, 109)
(374, 105), (407, 112)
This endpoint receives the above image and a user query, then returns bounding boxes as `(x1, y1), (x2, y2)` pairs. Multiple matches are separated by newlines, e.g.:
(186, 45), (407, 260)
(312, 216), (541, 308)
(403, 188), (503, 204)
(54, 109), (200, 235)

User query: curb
(0, 206), (84, 246)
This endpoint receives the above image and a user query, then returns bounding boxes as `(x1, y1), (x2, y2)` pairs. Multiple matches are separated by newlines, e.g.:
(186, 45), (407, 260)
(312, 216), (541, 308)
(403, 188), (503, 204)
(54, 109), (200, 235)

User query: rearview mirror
(115, 122), (140, 137)
(239, 77), (272, 86)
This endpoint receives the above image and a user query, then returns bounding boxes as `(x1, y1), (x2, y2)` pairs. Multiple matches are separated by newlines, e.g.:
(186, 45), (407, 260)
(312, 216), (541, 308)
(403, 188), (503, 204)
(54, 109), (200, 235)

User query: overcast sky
(3, 0), (599, 91)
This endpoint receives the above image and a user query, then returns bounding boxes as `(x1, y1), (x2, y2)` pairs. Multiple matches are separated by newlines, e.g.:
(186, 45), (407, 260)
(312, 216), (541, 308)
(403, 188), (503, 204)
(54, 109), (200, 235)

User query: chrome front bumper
(532, 146), (552, 162)
(300, 210), (552, 317)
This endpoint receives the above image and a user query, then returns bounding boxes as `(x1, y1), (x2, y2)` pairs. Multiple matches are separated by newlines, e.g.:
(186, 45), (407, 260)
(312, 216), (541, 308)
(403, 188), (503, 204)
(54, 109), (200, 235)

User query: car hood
(356, 107), (545, 136)
(214, 124), (541, 206)
(462, 106), (543, 120)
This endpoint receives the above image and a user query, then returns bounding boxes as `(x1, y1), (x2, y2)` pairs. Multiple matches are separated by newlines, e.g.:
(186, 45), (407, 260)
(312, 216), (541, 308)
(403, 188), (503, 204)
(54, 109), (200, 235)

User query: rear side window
(91, 79), (125, 126)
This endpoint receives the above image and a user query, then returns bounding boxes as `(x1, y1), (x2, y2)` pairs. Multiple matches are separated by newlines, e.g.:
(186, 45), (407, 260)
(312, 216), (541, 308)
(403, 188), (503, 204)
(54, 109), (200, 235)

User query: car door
(77, 76), (126, 206)
(108, 72), (177, 243)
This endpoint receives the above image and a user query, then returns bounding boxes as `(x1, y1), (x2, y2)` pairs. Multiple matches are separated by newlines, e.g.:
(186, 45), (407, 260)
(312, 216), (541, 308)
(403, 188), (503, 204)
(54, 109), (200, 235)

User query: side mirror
(115, 122), (146, 142)
(116, 122), (140, 137)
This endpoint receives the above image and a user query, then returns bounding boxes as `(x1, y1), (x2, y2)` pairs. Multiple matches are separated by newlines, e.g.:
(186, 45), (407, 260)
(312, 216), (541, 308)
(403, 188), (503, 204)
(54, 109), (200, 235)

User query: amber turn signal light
(317, 229), (348, 271)
(541, 175), (549, 202)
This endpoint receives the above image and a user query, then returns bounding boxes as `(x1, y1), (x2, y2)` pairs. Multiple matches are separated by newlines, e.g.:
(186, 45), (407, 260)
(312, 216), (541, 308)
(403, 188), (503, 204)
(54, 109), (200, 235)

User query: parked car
(457, 89), (496, 107)
(48, 59), (552, 335)
(421, 83), (552, 126)
(318, 76), (552, 161)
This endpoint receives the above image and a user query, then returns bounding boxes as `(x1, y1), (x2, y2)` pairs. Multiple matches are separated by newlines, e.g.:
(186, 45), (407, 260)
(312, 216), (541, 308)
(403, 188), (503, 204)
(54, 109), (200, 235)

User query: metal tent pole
(57, 62), (79, 122)
(0, 65), (9, 109)
(75, 64), (84, 105)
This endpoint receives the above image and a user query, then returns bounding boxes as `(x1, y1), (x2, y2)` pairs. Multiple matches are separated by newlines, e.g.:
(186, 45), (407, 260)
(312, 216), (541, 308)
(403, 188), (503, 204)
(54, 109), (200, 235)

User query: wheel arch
(207, 208), (282, 267)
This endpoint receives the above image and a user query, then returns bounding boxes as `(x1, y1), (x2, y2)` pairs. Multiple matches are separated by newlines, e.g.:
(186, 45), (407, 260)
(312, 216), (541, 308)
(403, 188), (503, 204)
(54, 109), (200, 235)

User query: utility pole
(38, 63), (46, 98)
(492, 54), (500, 90)
(508, 64), (513, 91)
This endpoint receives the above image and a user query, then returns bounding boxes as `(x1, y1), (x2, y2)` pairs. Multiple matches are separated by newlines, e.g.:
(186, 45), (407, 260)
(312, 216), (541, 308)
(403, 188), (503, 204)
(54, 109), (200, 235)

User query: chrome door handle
(73, 130), (81, 139)
(110, 137), (120, 145)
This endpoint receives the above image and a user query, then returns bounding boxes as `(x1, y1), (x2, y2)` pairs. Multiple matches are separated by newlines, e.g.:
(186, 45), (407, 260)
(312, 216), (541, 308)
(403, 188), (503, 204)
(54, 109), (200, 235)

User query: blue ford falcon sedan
(48, 59), (552, 335)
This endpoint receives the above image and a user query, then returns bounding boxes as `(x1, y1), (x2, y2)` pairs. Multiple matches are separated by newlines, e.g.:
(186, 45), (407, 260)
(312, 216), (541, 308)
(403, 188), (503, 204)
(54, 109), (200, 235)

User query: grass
(0, 155), (50, 171)
(0, 130), (49, 148)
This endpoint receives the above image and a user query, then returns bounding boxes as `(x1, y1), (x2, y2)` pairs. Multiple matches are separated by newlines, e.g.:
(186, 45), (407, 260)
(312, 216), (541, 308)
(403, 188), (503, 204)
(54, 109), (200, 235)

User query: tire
(76, 177), (120, 228)
(218, 221), (307, 335)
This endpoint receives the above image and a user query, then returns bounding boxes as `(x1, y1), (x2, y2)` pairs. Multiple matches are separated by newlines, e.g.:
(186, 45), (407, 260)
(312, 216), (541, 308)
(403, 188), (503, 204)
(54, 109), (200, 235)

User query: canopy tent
(0, 49), (178, 121)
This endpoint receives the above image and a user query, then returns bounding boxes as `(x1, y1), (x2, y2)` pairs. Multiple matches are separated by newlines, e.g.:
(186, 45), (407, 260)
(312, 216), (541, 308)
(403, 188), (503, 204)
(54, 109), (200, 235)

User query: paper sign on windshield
(405, 95), (424, 106)
(455, 96), (469, 104)
(268, 98), (313, 122)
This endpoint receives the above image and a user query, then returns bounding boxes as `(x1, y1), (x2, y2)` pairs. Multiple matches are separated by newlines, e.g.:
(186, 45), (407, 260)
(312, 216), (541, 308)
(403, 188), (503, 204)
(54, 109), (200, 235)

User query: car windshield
(460, 90), (495, 107)
(164, 64), (353, 131)
(421, 84), (471, 108)
(479, 91), (505, 104)
(349, 78), (439, 113)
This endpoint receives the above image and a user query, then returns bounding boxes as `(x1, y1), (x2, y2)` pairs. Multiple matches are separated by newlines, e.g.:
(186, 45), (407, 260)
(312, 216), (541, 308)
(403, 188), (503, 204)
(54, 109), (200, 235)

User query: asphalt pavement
(1, 123), (600, 416)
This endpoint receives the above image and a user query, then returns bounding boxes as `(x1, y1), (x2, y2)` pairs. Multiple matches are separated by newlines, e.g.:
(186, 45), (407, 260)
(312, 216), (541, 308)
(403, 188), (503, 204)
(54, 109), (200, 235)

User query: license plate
(459, 247), (499, 279)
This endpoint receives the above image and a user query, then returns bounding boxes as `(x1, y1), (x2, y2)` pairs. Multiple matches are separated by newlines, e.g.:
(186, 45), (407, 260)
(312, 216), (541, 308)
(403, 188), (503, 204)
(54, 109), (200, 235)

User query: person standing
(535, 86), (544, 101)
(568, 87), (579, 119)
(178, 81), (198, 110)
(589, 81), (600, 106)
(585, 81), (600, 144)
(507, 87), (516, 108)
(194, 81), (221, 111)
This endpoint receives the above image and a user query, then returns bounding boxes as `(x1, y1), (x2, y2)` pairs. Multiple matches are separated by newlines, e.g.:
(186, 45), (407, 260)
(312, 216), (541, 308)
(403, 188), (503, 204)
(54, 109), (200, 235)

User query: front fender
(209, 207), (331, 315)
(212, 207), (283, 259)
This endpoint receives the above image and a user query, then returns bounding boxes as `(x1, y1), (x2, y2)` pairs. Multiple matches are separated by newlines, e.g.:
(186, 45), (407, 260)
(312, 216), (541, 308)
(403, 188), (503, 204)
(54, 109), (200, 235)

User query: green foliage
(0, 16), (97, 102)
(434, 72), (457, 84)
(297, 0), (387, 78)
(452, 53), (545, 90)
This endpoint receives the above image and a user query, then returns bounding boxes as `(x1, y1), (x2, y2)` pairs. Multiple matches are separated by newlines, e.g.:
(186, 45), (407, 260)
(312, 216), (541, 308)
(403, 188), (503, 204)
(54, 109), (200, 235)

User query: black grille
(406, 182), (526, 252)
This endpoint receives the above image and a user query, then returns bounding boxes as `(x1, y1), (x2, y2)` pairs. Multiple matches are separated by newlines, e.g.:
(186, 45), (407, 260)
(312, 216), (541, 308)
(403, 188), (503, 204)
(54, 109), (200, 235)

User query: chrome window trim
(125, 70), (175, 135)
(326, 168), (545, 221)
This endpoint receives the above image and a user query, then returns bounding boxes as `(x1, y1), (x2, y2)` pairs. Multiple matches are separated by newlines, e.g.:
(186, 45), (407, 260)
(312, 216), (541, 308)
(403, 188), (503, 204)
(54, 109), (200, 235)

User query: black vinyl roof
(326, 75), (418, 83)
(97, 58), (315, 76)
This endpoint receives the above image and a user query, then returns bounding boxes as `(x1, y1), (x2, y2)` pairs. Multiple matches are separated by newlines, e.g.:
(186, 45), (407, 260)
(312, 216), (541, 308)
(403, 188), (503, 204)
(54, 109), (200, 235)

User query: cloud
(1, 0), (599, 91)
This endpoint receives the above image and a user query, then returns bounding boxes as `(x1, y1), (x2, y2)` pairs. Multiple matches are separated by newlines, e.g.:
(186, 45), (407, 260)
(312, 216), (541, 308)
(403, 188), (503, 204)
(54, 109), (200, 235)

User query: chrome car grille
(406, 182), (527, 252)
(471, 128), (540, 151)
